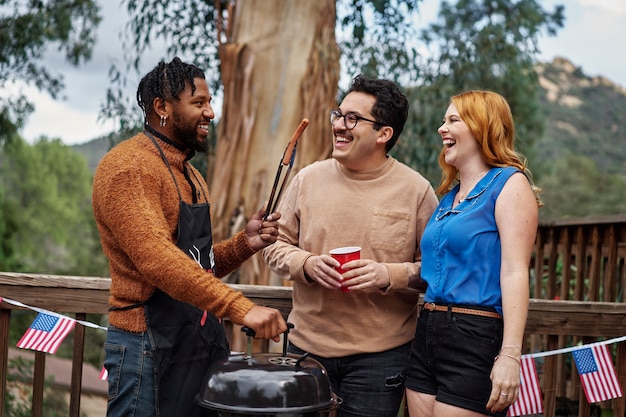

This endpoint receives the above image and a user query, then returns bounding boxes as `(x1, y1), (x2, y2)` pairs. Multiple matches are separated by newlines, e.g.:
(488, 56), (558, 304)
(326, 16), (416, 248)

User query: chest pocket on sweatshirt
(368, 208), (410, 252)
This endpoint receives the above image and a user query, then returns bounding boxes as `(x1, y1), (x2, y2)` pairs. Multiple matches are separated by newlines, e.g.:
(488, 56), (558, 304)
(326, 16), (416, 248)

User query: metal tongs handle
(263, 119), (310, 220)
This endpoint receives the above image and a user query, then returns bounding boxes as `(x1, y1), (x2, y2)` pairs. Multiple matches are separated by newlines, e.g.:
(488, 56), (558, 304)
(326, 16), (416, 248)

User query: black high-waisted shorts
(404, 306), (507, 417)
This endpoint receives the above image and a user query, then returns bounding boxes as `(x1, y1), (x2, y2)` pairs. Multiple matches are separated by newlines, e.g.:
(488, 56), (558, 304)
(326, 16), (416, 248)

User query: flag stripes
(508, 356), (543, 416)
(16, 313), (75, 354)
(574, 345), (623, 403)
(99, 366), (108, 381)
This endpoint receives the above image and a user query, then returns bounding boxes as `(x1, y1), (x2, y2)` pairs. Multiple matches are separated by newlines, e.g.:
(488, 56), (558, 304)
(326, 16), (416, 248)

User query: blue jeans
(104, 326), (156, 417)
(288, 343), (409, 417)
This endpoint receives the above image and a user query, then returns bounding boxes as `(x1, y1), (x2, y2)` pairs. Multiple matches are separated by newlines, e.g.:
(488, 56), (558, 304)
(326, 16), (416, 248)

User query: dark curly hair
(137, 57), (206, 122)
(347, 74), (409, 152)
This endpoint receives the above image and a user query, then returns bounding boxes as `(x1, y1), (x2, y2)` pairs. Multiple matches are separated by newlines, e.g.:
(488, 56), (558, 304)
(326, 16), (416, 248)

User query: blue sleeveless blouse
(420, 166), (520, 314)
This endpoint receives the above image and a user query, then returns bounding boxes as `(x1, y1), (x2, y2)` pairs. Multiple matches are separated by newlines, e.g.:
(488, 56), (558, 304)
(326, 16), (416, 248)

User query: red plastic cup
(329, 246), (361, 292)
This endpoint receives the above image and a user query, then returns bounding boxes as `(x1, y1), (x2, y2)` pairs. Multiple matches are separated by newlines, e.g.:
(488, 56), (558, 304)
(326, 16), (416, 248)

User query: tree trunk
(211, 0), (340, 285)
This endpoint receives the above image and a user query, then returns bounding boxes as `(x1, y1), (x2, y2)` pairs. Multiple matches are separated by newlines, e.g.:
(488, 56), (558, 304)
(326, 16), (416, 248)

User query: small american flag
(573, 344), (623, 403)
(508, 356), (543, 416)
(99, 366), (108, 381)
(16, 313), (75, 354)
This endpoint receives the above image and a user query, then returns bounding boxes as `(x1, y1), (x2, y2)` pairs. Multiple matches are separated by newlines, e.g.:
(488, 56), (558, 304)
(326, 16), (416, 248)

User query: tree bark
(212, 0), (340, 285)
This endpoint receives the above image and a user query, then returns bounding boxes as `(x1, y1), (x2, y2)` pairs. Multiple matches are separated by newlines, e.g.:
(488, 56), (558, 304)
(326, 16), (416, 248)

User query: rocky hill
(535, 57), (626, 180)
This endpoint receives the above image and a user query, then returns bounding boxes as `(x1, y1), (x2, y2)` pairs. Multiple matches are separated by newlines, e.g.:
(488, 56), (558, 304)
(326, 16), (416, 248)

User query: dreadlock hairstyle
(347, 74), (409, 152)
(137, 57), (206, 123)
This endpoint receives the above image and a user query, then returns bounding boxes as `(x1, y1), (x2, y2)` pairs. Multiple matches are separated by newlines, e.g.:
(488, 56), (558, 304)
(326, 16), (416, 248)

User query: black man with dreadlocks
(92, 57), (288, 417)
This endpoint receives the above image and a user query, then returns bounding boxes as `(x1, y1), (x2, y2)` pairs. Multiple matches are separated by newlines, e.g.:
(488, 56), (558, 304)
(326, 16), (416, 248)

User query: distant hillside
(535, 57), (626, 180)
(72, 136), (112, 172)
(72, 131), (134, 172)
(532, 57), (626, 219)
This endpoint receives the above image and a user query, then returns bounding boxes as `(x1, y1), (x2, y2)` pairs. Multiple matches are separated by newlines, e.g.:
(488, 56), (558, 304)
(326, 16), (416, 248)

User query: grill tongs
(263, 118), (309, 220)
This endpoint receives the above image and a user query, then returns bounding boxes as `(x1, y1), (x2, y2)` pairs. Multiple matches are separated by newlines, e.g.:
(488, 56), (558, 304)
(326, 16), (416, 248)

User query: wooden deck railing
(2, 273), (626, 417)
(1, 215), (626, 416)
(529, 214), (626, 414)
(532, 214), (626, 302)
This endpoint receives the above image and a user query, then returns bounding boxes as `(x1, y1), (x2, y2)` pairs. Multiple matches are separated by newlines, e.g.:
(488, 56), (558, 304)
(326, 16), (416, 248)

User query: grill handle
(241, 322), (295, 357)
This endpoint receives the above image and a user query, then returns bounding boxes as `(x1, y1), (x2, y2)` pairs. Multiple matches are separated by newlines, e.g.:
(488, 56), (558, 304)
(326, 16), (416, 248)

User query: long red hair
(436, 90), (542, 205)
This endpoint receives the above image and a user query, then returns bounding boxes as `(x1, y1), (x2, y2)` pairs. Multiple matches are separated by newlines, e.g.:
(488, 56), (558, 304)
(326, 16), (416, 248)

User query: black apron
(144, 132), (229, 416)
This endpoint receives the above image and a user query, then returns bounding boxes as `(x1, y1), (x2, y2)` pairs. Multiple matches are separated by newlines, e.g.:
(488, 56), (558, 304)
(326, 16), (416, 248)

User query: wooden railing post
(69, 313), (87, 417)
(0, 307), (10, 417)
(32, 351), (45, 417)
(543, 334), (559, 417)
(615, 342), (626, 416)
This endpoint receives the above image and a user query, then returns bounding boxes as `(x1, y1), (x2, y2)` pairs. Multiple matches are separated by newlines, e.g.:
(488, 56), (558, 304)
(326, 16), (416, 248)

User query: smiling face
(438, 103), (482, 169)
(331, 91), (392, 171)
(167, 77), (214, 152)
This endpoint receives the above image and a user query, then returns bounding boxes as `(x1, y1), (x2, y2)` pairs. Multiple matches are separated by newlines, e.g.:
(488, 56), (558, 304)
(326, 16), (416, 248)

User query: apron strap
(144, 130), (184, 202)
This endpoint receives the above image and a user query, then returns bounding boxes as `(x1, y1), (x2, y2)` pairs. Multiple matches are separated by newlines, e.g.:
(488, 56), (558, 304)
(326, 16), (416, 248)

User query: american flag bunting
(573, 344), (623, 403)
(16, 312), (75, 354)
(99, 366), (108, 381)
(508, 356), (543, 416)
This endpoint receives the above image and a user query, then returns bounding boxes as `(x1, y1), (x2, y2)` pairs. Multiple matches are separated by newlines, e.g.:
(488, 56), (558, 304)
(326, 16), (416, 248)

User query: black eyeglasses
(329, 110), (379, 130)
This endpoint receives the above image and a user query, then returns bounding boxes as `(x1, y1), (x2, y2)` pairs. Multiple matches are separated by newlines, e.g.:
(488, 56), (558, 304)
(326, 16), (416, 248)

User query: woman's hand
(486, 348), (521, 413)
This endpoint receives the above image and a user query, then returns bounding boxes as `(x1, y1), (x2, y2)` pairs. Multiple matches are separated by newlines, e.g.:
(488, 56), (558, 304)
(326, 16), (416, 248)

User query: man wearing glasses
(263, 74), (438, 417)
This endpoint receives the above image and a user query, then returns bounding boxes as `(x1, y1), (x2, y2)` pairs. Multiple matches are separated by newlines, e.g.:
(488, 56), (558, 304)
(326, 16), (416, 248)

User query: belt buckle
(424, 302), (436, 311)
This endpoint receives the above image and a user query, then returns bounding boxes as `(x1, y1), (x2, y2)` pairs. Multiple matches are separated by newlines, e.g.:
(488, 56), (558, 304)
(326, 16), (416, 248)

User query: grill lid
(196, 352), (335, 414)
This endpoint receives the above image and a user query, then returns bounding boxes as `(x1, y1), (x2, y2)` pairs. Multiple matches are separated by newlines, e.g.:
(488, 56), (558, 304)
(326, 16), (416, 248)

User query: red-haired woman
(405, 90), (542, 417)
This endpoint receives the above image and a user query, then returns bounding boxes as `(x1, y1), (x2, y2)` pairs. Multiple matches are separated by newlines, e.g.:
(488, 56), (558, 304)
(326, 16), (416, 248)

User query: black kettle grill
(196, 324), (341, 416)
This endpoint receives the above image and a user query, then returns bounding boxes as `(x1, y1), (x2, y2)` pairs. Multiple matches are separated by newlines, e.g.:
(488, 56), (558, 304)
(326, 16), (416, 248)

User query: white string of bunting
(2, 295), (626, 356)
(522, 335), (626, 359)
(0, 296), (108, 331)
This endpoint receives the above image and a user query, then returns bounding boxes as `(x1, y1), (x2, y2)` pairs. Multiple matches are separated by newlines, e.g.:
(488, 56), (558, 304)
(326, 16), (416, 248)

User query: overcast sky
(7, 0), (626, 145)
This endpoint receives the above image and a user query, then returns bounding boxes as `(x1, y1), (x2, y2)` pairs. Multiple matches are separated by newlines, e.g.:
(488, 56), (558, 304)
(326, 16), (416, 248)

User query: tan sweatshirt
(263, 157), (438, 357)
(92, 133), (255, 332)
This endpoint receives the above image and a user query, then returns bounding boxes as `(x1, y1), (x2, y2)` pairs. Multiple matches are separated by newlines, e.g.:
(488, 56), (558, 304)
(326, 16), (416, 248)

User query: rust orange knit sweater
(92, 132), (255, 332)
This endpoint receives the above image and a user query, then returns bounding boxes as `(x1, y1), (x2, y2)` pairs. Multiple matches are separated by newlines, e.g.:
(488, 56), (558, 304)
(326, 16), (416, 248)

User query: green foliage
(0, 0), (101, 144)
(101, 0), (220, 131)
(0, 97), (34, 144)
(393, 0), (565, 185)
(336, 0), (422, 82)
(8, 311), (37, 351)
(0, 136), (108, 276)
(538, 154), (626, 219)
(0, 136), (107, 368)
(4, 357), (73, 417)
(0, 186), (20, 271)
